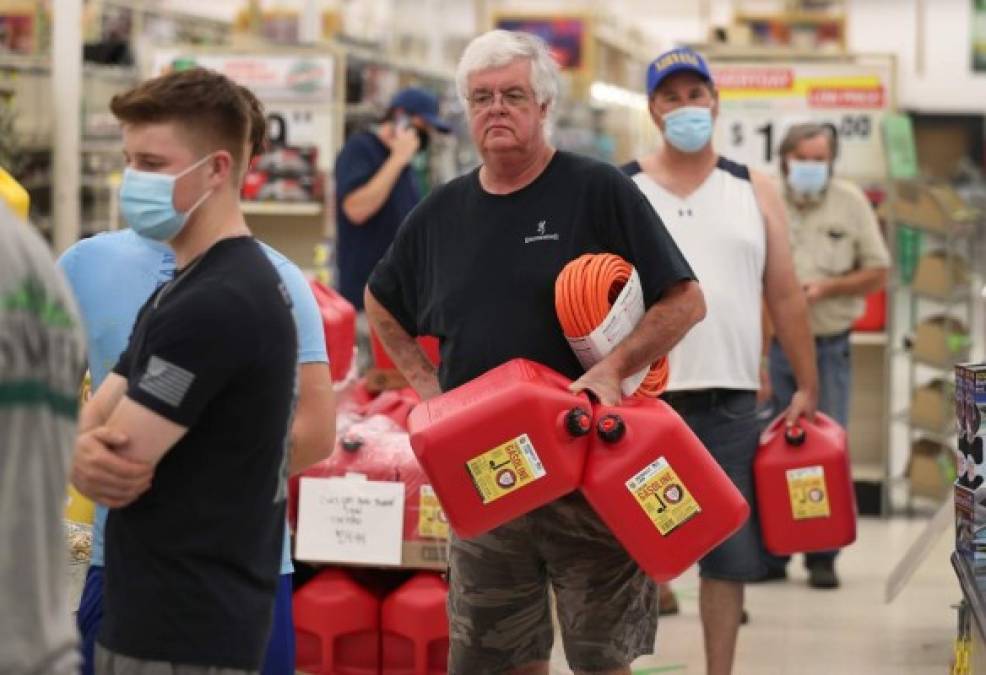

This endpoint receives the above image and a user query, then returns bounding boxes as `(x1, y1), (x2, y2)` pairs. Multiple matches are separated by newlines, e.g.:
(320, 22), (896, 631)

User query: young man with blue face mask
(622, 47), (819, 675)
(68, 69), (325, 674)
(62, 82), (335, 675)
(761, 122), (890, 588)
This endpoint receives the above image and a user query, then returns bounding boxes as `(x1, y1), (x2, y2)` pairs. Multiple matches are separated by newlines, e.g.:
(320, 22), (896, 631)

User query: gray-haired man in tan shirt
(762, 122), (890, 589)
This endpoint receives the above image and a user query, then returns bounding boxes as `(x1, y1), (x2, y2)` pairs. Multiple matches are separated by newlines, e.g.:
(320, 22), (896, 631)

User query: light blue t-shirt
(58, 229), (328, 574)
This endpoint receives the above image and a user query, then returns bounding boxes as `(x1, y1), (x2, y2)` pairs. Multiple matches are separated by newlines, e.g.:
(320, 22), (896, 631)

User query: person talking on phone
(334, 88), (451, 363)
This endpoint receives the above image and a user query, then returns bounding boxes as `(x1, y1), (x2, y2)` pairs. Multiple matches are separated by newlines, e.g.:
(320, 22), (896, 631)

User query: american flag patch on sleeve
(138, 355), (196, 407)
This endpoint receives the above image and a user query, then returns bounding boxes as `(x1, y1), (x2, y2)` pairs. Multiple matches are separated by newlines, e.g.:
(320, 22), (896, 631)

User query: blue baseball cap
(646, 47), (712, 96)
(390, 87), (451, 133)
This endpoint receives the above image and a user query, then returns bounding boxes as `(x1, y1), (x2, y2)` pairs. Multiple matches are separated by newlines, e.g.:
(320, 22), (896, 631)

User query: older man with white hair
(366, 30), (705, 674)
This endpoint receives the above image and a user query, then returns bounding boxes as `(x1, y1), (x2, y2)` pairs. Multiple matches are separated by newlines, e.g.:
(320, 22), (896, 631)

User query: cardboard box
(886, 181), (978, 234)
(907, 438), (955, 499)
(910, 378), (954, 432)
(911, 252), (969, 299)
(912, 316), (970, 368)
(401, 540), (448, 570)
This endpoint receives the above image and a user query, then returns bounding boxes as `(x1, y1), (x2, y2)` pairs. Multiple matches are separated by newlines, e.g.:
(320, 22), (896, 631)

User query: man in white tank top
(622, 48), (819, 675)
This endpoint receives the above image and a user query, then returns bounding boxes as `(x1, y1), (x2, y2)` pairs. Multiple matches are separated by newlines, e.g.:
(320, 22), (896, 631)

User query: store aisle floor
(549, 514), (956, 675)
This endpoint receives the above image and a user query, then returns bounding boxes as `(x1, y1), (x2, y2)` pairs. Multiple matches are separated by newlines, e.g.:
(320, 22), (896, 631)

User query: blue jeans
(665, 389), (766, 582)
(78, 566), (295, 674)
(766, 331), (851, 568)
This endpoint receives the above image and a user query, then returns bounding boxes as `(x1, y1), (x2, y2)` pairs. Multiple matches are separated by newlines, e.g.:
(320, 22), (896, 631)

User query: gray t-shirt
(0, 203), (85, 674)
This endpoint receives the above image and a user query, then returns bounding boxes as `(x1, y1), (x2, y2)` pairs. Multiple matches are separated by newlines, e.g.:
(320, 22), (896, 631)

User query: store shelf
(892, 413), (956, 445)
(850, 332), (888, 347)
(242, 202), (323, 216)
(913, 355), (966, 372)
(913, 288), (973, 304)
(895, 220), (977, 240)
(952, 553), (986, 645)
(851, 462), (885, 482)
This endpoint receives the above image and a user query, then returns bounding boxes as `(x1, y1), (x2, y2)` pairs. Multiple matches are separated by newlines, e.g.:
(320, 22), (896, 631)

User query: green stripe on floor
(0, 380), (77, 418)
(632, 665), (688, 674)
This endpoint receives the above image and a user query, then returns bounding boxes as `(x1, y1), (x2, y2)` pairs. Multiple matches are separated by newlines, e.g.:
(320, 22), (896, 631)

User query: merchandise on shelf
(289, 381), (450, 571)
(294, 568), (380, 674)
(955, 363), (986, 567)
(309, 279), (356, 383)
(242, 145), (323, 203)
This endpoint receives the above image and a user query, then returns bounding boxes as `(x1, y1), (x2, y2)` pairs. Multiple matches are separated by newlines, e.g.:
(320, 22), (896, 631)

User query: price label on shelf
(709, 60), (894, 180)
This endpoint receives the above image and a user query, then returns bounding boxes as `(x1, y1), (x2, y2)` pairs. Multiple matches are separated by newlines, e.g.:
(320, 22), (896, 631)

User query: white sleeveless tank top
(623, 157), (766, 392)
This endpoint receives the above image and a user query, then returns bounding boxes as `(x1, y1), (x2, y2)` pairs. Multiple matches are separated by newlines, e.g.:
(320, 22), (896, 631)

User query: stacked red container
(294, 569), (380, 674)
(372, 330), (441, 369)
(381, 573), (450, 675)
(581, 398), (750, 582)
(755, 413), (857, 555)
(309, 279), (357, 382)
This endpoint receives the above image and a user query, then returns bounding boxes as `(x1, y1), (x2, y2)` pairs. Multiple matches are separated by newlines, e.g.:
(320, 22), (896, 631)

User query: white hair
(456, 30), (560, 107)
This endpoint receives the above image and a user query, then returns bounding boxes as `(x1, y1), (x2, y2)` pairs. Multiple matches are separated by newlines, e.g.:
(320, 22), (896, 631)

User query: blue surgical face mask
(786, 159), (830, 196)
(662, 106), (714, 153)
(120, 154), (214, 241)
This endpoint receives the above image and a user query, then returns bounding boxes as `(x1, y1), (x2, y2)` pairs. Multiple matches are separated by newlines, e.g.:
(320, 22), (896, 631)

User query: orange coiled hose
(555, 253), (669, 398)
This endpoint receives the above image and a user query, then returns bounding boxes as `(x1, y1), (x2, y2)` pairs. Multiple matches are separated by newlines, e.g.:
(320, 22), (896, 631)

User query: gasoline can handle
(596, 414), (626, 444)
(784, 424), (807, 447)
(564, 407), (593, 438)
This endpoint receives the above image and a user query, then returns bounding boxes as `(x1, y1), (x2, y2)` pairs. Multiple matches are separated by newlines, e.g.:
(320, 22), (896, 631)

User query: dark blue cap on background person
(390, 87), (452, 133)
(646, 47), (713, 96)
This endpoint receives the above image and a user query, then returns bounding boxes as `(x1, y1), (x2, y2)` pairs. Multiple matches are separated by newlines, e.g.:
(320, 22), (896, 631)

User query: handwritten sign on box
(295, 477), (405, 566)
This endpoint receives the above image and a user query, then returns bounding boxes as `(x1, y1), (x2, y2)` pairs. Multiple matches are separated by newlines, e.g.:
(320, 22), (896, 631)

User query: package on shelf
(241, 145), (323, 203)
(907, 438), (955, 500)
(911, 251), (970, 300)
(954, 363), (986, 566)
(913, 316), (970, 368)
(883, 181), (979, 234)
(910, 378), (955, 433)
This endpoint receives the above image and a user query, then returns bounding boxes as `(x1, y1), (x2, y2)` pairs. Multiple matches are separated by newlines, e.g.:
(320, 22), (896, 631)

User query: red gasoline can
(372, 329), (441, 369)
(581, 398), (750, 582)
(363, 387), (421, 430)
(293, 568), (380, 675)
(852, 289), (886, 332)
(309, 279), (357, 382)
(381, 572), (449, 675)
(407, 359), (593, 538)
(755, 413), (857, 555)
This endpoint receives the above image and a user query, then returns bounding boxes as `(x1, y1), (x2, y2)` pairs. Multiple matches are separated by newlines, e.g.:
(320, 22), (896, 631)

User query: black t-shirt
(100, 237), (297, 669)
(335, 131), (421, 309)
(368, 151), (695, 391)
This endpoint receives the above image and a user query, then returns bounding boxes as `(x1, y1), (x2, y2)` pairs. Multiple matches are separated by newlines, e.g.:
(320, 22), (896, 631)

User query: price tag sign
(710, 60), (894, 180)
(295, 477), (405, 566)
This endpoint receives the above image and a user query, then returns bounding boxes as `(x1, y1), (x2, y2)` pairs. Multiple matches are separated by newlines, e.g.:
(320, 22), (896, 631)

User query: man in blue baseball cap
(335, 87), (451, 368)
(334, 87), (450, 309)
(622, 46), (818, 675)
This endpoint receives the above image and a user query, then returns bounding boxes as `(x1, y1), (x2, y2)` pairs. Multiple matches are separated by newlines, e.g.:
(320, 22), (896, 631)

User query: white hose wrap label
(564, 267), (649, 396)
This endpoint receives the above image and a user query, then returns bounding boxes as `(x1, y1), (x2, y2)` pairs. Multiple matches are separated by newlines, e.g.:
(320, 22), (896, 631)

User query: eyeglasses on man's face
(467, 87), (535, 110)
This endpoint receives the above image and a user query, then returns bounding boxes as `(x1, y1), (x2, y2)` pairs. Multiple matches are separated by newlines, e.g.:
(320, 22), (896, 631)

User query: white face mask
(120, 154), (214, 242)
(786, 160), (830, 196)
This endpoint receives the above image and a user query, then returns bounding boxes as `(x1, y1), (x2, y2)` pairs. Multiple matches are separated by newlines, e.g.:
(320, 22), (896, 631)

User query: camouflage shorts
(447, 492), (657, 674)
